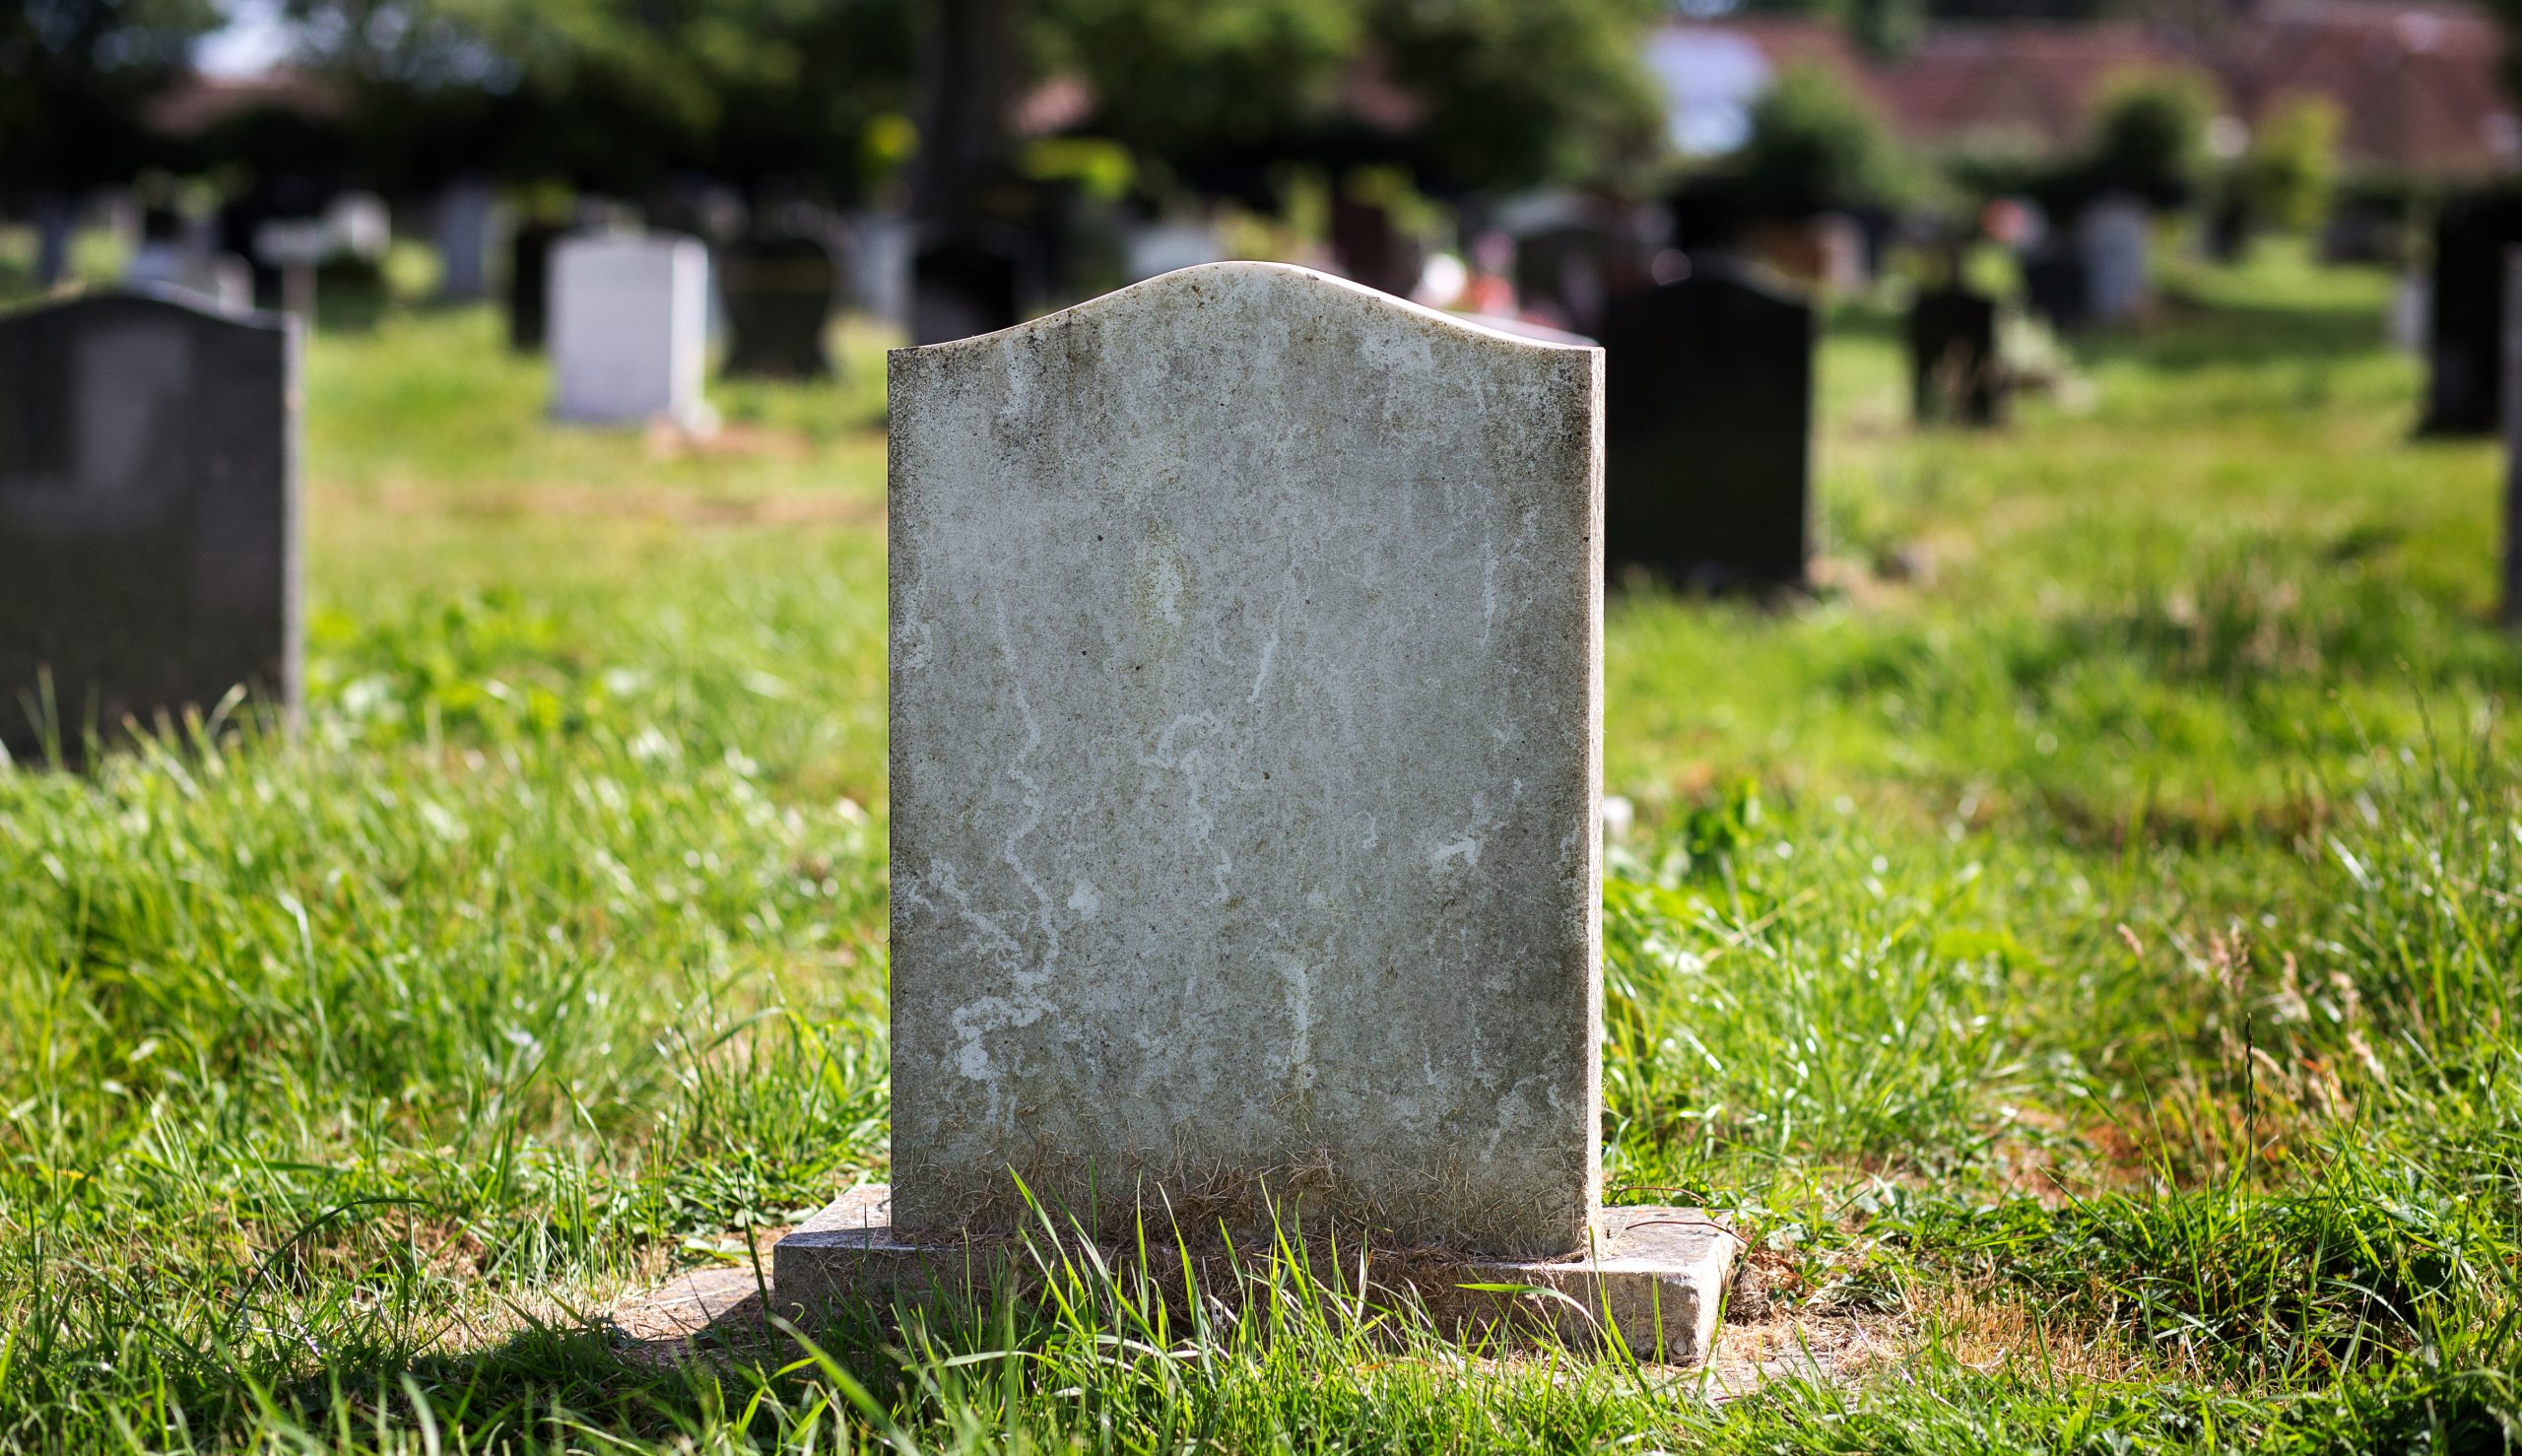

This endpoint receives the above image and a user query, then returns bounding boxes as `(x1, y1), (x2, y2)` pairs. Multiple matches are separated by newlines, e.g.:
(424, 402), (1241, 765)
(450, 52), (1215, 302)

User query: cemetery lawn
(4, 249), (2520, 1451)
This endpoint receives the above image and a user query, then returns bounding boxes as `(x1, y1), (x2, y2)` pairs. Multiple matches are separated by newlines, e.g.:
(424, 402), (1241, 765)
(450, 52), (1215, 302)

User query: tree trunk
(911, 0), (1018, 227)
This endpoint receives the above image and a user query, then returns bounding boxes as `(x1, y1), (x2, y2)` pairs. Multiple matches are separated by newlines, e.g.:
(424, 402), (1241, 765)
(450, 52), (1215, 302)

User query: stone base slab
(771, 1186), (1741, 1366)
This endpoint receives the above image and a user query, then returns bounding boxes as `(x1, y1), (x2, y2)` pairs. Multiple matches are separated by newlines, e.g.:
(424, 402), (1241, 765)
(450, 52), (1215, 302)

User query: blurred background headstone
(1909, 286), (2004, 429)
(549, 233), (710, 429)
(721, 232), (840, 379)
(1600, 244), (1815, 593)
(0, 293), (299, 764)
(2077, 195), (2153, 325)
(432, 178), (499, 304)
(2422, 190), (2522, 435)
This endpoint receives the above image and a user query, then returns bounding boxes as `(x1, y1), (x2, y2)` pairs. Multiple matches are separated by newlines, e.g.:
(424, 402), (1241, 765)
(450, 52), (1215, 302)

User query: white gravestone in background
(1123, 220), (1226, 283)
(2079, 195), (2152, 325)
(549, 234), (710, 428)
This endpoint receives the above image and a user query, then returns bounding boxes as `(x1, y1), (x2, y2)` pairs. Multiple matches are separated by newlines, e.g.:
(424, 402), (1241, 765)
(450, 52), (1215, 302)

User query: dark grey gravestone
(721, 233), (839, 378)
(2503, 246), (2522, 628)
(2422, 191), (2522, 436)
(1513, 223), (1643, 341)
(508, 222), (564, 353)
(2023, 247), (2089, 335)
(0, 290), (299, 763)
(909, 232), (1028, 345)
(1907, 286), (2004, 428)
(1599, 256), (1814, 592)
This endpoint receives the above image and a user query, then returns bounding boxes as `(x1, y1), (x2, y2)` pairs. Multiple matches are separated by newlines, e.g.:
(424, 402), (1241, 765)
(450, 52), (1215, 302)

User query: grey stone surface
(773, 1186), (1740, 1364)
(433, 179), (499, 303)
(2078, 195), (2152, 325)
(550, 233), (710, 427)
(0, 289), (299, 762)
(888, 261), (1604, 1259)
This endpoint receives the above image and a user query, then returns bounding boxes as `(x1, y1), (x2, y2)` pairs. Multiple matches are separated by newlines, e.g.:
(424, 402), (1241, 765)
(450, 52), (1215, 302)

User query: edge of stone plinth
(769, 1186), (1742, 1367)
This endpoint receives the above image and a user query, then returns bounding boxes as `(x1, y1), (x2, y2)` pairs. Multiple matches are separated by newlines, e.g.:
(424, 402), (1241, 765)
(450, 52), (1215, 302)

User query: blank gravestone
(2078, 196), (2152, 325)
(909, 232), (1026, 346)
(0, 291), (299, 763)
(2024, 246), (2091, 335)
(2504, 247), (2522, 627)
(506, 221), (563, 353)
(2422, 191), (2522, 435)
(1599, 257), (1815, 591)
(720, 233), (838, 379)
(1907, 286), (2004, 428)
(433, 179), (498, 304)
(549, 234), (710, 428)
(774, 262), (1739, 1361)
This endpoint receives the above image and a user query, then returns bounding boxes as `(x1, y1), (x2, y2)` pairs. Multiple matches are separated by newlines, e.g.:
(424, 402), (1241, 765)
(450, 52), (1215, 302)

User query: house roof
(2221, 1), (2514, 174)
(1655, 4), (2514, 178)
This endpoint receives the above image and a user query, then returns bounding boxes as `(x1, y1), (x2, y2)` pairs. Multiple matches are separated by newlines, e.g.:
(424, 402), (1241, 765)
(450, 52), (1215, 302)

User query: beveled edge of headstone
(0, 282), (293, 332)
(769, 1187), (1740, 1367)
(890, 260), (1603, 363)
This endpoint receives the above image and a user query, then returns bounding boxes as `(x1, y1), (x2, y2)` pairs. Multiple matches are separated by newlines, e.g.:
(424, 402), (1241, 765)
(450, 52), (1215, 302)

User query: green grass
(4, 241), (2521, 1451)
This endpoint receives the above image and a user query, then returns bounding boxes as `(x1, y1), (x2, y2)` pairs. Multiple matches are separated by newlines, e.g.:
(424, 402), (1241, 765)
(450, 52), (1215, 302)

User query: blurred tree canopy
(2238, 93), (2339, 232)
(1725, 63), (1913, 218)
(1, 0), (221, 193)
(263, 0), (1663, 204)
(278, 0), (917, 198)
(2082, 65), (2217, 206)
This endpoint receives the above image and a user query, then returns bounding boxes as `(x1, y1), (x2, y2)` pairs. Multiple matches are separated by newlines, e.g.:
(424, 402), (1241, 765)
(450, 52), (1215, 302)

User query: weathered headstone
(719, 233), (839, 379)
(549, 233), (710, 428)
(1599, 257), (1815, 591)
(2078, 195), (2152, 325)
(1907, 286), (2004, 428)
(0, 291), (299, 762)
(2422, 191), (2522, 435)
(775, 261), (1738, 1359)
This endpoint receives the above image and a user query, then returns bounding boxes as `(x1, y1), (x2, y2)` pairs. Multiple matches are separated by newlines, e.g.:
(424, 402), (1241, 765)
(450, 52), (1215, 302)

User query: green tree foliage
(1730, 64), (1911, 217)
(280, 0), (1659, 204)
(2239, 93), (2341, 233)
(2084, 65), (2218, 206)
(1033, 0), (1663, 196)
(0, 0), (220, 190)
(283, 0), (914, 198)
(1029, 0), (1360, 180)
(1364, 0), (1667, 193)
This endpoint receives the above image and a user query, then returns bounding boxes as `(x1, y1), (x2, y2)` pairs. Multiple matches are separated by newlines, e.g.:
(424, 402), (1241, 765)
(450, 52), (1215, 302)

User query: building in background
(1650, 1), (2515, 180)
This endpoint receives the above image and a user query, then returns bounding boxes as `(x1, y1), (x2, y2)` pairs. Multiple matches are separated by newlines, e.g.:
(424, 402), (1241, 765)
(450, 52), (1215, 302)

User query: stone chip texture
(888, 262), (1604, 1258)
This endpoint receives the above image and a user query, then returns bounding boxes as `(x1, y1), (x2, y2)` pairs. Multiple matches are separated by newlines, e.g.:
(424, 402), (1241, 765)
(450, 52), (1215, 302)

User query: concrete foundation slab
(772, 1185), (1742, 1366)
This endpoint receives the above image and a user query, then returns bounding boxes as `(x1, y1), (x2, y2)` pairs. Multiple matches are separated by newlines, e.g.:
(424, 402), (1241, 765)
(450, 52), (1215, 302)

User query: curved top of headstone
(899, 260), (1598, 362)
(0, 284), (286, 332)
